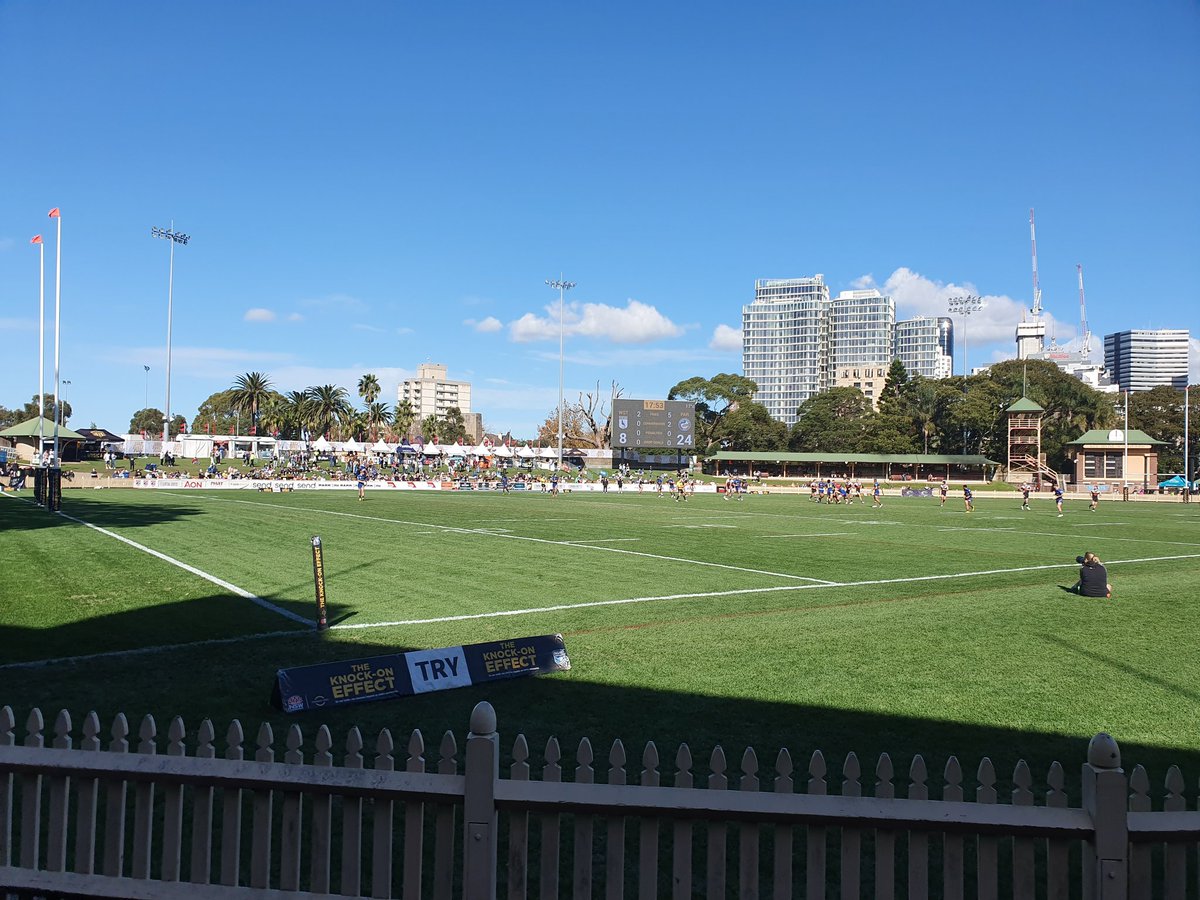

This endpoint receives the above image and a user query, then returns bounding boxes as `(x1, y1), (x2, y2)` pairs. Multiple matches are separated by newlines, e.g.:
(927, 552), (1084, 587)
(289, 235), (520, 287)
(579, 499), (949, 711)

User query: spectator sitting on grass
(1071, 552), (1112, 599)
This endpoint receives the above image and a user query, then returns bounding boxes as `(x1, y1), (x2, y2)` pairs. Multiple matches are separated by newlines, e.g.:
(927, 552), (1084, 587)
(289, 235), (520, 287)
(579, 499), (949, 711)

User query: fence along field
(2, 702), (1198, 897)
(2, 490), (1200, 894)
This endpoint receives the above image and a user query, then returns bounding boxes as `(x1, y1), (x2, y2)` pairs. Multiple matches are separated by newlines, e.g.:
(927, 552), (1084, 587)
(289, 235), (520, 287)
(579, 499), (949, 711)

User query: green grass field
(3, 486), (1199, 795)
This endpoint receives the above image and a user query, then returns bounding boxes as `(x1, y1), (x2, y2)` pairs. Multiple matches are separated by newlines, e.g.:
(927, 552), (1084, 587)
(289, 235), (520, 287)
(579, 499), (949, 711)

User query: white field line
(564, 538), (641, 544)
(0, 628), (307, 671)
(331, 552), (1200, 631)
(51, 507), (313, 627)
(1071, 522), (1130, 527)
(202, 497), (840, 585)
(760, 533), (854, 539)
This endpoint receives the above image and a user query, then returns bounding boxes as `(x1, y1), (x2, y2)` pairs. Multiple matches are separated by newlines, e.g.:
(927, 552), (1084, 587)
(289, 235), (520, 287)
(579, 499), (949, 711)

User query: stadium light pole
(545, 276), (575, 470)
(49, 208), (62, 468)
(152, 224), (190, 448)
(31, 233), (45, 462)
(946, 294), (984, 452)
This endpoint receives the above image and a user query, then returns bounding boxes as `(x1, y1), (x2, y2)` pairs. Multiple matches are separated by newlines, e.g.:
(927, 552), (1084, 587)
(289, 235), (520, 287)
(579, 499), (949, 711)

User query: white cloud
(286, 312), (304, 323)
(0, 317), (36, 332)
(396, 326), (414, 335)
(353, 323), (386, 333)
(509, 299), (683, 344)
(244, 308), (277, 323)
(104, 345), (297, 378)
(709, 324), (742, 352)
(465, 316), (503, 333)
(856, 267), (1075, 347)
(529, 346), (732, 368)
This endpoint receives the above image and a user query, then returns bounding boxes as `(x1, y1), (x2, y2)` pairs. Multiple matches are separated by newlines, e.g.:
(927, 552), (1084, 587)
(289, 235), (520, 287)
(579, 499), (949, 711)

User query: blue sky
(2, 1), (1198, 437)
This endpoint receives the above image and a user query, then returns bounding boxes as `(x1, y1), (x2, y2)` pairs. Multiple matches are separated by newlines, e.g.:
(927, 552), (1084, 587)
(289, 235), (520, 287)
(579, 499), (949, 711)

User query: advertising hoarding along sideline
(271, 634), (571, 713)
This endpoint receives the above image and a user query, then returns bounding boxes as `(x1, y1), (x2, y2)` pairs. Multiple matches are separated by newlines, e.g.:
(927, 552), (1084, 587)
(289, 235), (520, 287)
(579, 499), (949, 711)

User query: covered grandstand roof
(708, 451), (1001, 465)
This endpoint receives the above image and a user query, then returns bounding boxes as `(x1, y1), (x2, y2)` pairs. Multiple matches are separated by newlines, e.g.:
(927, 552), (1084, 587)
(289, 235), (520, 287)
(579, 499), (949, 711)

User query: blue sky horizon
(2, 2), (1197, 438)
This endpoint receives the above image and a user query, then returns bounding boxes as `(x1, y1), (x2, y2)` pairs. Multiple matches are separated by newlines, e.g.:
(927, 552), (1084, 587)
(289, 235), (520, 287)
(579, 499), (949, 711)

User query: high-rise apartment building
(830, 290), (895, 367)
(398, 363), (473, 421)
(742, 276), (831, 426)
(1103, 330), (1190, 392)
(894, 316), (954, 379)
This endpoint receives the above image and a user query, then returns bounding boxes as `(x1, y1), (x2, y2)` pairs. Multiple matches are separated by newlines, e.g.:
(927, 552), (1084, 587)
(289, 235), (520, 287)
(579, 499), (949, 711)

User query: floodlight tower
(152, 224), (190, 446)
(947, 294), (985, 452)
(545, 276), (575, 470)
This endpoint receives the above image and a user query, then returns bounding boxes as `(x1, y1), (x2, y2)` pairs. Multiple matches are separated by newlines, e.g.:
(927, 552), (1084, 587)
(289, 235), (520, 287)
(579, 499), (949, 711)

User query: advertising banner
(272, 634), (571, 713)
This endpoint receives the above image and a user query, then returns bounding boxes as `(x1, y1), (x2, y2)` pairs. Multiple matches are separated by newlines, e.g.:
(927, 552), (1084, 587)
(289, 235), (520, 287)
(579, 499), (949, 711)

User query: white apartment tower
(742, 276), (831, 426)
(894, 316), (954, 379)
(1103, 330), (1190, 392)
(830, 290), (895, 367)
(398, 363), (473, 420)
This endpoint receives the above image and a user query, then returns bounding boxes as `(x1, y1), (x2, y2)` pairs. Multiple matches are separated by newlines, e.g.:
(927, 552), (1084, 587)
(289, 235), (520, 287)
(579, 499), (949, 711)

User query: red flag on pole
(229, 425), (235, 435)
(30, 235), (42, 245)
(250, 425), (257, 435)
(47, 208), (60, 218)
(180, 421), (188, 433)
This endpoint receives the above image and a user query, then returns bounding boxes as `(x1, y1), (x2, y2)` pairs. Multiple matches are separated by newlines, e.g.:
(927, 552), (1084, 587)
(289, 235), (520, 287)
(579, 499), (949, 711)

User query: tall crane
(1077, 263), (1091, 356)
(1029, 208), (1043, 317)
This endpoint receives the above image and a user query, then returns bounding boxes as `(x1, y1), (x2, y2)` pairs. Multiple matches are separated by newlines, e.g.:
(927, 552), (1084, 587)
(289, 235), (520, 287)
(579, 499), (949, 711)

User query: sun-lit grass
(3, 486), (1199, 789)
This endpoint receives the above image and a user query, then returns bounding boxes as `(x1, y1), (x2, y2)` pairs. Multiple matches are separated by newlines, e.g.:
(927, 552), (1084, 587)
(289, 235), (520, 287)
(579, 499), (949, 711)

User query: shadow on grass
(0, 492), (207, 532)
(2, 598), (1197, 799)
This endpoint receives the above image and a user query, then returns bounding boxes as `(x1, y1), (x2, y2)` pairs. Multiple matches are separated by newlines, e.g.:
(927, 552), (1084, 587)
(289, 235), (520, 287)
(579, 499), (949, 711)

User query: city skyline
(1, 2), (1197, 437)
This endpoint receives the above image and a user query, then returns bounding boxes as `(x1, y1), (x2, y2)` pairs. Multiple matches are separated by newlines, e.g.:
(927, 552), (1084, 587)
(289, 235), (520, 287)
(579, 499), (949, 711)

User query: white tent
(446, 442), (467, 457)
(516, 445), (536, 459)
(312, 436), (331, 451)
(472, 443), (491, 457)
(493, 444), (514, 458)
(539, 446), (558, 459)
(423, 443), (443, 456)
(371, 440), (391, 453)
(343, 438), (363, 452)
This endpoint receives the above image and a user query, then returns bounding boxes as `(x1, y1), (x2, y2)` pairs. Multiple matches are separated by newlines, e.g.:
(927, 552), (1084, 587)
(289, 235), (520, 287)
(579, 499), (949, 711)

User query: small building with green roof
(1065, 428), (1164, 492)
(0, 417), (87, 463)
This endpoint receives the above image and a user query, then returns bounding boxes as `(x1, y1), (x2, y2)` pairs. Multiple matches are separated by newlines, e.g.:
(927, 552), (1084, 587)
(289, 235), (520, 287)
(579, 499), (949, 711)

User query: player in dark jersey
(872, 480), (883, 508)
(1054, 485), (1064, 517)
(963, 485), (974, 513)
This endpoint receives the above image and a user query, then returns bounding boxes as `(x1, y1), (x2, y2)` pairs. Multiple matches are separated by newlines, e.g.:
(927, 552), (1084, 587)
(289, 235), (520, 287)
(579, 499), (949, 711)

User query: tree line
(664, 361), (1198, 476)
(125, 372), (470, 444)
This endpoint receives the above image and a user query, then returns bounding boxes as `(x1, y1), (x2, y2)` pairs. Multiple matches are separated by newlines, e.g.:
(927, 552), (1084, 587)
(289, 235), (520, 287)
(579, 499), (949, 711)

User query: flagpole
(1185, 385), (1190, 500)
(34, 235), (45, 463)
(1123, 390), (1129, 495)
(51, 209), (62, 468)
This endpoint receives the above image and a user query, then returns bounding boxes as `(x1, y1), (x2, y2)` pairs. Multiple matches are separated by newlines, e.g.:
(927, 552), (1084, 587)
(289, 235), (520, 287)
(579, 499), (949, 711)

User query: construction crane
(1077, 263), (1091, 356)
(1029, 208), (1043, 317)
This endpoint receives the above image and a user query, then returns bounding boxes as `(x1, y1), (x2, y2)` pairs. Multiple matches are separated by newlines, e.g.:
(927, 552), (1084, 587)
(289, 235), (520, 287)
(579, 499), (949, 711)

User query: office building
(742, 276), (831, 426)
(894, 316), (954, 379)
(399, 363), (473, 421)
(1103, 330), (1189, 392)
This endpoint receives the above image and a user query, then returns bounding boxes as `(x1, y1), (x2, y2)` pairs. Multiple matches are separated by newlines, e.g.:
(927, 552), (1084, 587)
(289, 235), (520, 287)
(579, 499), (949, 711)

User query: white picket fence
(1, 702), (1198, 898)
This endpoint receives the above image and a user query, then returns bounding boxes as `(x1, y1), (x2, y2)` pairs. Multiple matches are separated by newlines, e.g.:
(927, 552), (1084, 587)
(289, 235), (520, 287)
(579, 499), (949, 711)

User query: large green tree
(788, 388), (873, 452)
(192, 389), (240, 435)
(391, 400), (416, 440)
(1128, 385), (1197, 477)
(721, 401), (788, 451)
(668, 373), (759, 454)
(129, 408), (165, 434)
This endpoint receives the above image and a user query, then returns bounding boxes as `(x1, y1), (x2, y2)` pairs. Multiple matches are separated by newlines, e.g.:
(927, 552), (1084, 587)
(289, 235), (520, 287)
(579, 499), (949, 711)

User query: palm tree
(307, 384), (351, 439)
(357, 373), (381, 406)
(284, 390), (312, 439)
(230, 372), (274, 434)
(392, 400), (416, 441)
(366, 402), (391, 442)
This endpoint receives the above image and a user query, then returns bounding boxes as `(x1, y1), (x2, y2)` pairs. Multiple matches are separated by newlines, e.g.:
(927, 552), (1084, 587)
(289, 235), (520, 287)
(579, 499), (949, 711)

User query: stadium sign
(271, 633), (571, 713)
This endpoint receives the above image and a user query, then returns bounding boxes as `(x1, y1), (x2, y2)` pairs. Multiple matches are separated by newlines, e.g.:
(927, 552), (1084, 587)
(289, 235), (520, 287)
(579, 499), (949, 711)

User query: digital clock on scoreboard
(611, 399), (697, 450)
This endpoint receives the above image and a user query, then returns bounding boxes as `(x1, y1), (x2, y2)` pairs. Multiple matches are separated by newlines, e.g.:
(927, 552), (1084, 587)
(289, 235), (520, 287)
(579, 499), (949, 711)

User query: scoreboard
(611, 399), (697, 450)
